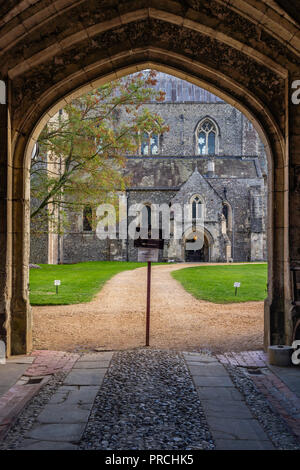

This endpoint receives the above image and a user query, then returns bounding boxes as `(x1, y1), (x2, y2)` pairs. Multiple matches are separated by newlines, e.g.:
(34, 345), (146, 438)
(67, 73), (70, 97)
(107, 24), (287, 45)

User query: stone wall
(118, 100), (264, 158)
(30, 96), (268, 265)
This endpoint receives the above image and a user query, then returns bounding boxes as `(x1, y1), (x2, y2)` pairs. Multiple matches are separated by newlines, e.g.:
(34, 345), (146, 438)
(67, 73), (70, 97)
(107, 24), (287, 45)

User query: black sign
(134, 238), (164, 249)
(134, 227), (164, 249)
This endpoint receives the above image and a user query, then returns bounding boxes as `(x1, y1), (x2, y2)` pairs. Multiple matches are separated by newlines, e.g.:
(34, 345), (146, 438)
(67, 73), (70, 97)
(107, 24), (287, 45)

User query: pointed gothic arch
(0, 1), (297, 355)
(195, 117), (220, 155)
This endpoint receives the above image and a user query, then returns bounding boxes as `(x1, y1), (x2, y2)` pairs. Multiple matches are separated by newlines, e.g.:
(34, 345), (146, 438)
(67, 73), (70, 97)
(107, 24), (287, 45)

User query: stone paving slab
(7, 356), (35, 364)
(37, 403), (92, 424)
(26, 423), (86, 442)
(73, 361), (110, 369)
(185, 352), (275, 450)
(215, 439), (274, 450)
(196, 386), (243, 401)
(188, 364), (229, 376)
(77, 352), (113, 362)
(183, 353), (218, 364)
(63, 369), (106, 386)
(0, 350), (81, 441)
(19, 439), (78, 450)
(48, 386), (99, 405)
(202, 399), (253, 419)
(17, 352), (111, 448)
(0, 364), (29, 398)
(269, 365), (300, 399)
(193, 376), (234, 387)
(206, 416), (270, 441)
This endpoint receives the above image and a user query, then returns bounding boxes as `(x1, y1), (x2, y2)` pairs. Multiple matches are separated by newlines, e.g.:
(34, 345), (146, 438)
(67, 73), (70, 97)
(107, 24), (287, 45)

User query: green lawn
(30, 261), (148, 305)
(172, 263), (268, 303)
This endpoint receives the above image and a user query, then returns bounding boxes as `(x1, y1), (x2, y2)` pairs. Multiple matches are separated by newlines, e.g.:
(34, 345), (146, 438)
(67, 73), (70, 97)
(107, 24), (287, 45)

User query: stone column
(10, 131), (32, 355)
(0, 80), (12, 355)
(289, 76), (300, 343)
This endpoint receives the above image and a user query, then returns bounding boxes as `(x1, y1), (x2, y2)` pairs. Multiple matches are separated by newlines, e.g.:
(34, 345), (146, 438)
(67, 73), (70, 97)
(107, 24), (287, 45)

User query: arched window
(141, 132), (159, 155)
(83, 205), (93, 232)
(146, 204), (152, 228)
(222, 201), (232, 232)
(196, 118), (218, 155)
(190, 195), (204, 219)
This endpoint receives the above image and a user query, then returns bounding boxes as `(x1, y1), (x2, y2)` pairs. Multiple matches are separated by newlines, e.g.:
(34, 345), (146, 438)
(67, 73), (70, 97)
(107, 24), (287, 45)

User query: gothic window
(137, 204), (152, 237)
(222, 202), (232, 232)
(146, 205), (152, 228)
(83, 205), (93, 232)
(196, 119), (218, 155)
(222, 203), (228, 222)
(191, 195), (204, 219)
(141, 132), (159, 155)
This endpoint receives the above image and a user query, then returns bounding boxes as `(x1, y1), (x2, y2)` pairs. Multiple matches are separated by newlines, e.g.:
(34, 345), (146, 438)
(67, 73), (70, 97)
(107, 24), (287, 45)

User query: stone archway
(184, 233), (210, 263)
(0, 1), (299, 355)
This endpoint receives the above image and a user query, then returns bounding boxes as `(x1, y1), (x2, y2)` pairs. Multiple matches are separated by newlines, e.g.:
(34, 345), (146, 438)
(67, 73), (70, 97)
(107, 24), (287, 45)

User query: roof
(124, 156), (261, 189)
(149, 72), (224, 103)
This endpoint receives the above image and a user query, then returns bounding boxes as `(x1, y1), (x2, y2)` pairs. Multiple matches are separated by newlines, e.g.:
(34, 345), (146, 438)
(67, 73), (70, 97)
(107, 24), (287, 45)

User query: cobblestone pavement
(80, 349), (213, 450)
(0, 348), (299, 450)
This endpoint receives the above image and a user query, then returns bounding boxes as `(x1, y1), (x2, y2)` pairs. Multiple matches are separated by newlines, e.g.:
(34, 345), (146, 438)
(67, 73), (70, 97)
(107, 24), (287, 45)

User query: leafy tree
(31, 70), (169, 233)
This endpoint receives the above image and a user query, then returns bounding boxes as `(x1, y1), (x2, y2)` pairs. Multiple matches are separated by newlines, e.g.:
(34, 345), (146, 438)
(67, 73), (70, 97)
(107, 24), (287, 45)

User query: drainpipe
(232, 205), (235, 261)
(126, 190), (129, 262)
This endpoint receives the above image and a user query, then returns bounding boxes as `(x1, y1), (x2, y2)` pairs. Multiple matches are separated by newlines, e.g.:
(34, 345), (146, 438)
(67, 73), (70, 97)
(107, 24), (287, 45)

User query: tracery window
(190, 195), (204, 219)
(196, 119), (217, 155)
(141, 132), (159, 155)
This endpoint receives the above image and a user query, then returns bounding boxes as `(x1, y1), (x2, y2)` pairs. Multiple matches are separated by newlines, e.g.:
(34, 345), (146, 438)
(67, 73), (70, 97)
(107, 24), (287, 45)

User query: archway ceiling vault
(0, 0), (298, 145)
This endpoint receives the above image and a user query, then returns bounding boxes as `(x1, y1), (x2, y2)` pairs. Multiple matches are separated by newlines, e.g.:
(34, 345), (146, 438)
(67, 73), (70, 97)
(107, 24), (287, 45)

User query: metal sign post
(134, 237), (164, 347)
(146, 261), (151, 347)
(234, 281), (241, 296)
(54, 279), (61, 294)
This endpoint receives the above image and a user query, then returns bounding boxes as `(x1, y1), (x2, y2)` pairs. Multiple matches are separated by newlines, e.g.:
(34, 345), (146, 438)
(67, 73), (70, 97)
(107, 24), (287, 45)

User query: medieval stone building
(31, 72), (268, 264)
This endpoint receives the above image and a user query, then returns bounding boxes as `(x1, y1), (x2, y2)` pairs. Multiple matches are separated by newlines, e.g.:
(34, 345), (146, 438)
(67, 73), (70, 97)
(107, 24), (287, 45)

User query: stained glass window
(141, 132), (159, 155)
(197, 119), (217, 155)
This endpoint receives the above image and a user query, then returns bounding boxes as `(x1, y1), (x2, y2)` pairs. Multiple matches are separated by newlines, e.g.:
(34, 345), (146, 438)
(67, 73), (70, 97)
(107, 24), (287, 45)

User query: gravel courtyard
(32, 263), (264, 353)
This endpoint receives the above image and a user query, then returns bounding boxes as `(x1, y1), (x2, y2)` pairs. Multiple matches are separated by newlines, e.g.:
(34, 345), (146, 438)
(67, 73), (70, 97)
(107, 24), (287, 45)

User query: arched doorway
(0, 2), (298, 355)
(184, 232), (210, 263)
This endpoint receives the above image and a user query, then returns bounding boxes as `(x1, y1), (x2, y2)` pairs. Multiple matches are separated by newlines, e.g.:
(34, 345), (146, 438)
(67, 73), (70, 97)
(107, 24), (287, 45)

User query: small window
(191, 195), (203, 219)
(141, 132), (159, 155)
(146, 205), (151, 228)
(83, 206), (93, 232)
(222, 201), (232, 232)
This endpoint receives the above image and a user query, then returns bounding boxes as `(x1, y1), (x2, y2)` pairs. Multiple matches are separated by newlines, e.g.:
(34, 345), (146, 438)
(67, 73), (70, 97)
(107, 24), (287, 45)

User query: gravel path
(79, 349), (214, 450)
(33, 263), (263, 353)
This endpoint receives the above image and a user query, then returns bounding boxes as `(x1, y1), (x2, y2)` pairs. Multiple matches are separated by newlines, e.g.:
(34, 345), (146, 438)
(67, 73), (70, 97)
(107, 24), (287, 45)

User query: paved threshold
(19, 352), (113, 450)
(184, 352), (275, 450)
(0, 357), (34, 398)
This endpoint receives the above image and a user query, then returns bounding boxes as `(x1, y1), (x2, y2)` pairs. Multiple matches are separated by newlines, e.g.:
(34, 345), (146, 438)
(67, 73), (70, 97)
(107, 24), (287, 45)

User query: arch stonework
(0, 1), (299, 354)
(183, 226), (212, 262)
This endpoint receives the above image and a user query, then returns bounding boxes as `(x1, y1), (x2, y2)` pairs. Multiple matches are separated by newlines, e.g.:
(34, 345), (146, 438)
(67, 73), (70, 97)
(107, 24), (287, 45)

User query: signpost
(234, 281), (241, 296)
(134, 237), (164, 346)
(54, 279), (61, 295)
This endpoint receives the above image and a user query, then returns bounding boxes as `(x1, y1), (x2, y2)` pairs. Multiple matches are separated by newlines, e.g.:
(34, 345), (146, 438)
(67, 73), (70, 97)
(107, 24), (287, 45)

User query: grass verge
(171, 263), (267, 303)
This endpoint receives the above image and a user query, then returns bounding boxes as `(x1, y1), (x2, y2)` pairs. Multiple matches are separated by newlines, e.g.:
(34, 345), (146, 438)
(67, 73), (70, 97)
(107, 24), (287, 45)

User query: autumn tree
(30, 70), (169, 233)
